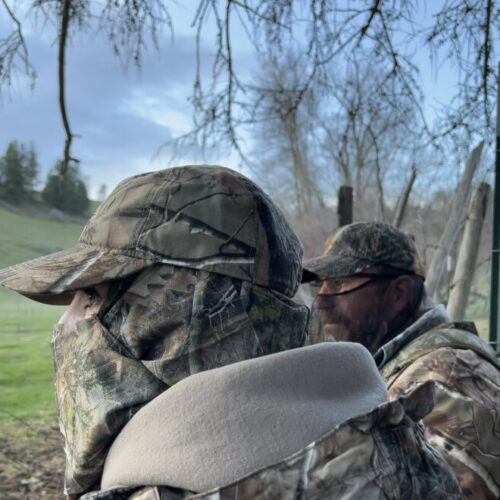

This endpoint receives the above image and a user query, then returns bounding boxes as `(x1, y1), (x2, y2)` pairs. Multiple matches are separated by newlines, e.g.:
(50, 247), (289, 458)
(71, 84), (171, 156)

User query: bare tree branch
(0, 0), (36, 89)
(483, 0), (493, 123)
(357, 0), (382, 45)
(58, 0), (78, 174)
(2, 0), (498, 179)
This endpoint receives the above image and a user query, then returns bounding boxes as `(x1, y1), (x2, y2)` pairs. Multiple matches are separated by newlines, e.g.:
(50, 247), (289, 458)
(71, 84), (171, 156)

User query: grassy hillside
(0, 205), (86, 424)
(0, 204), (85, 268)
(0, 288), (63, 423)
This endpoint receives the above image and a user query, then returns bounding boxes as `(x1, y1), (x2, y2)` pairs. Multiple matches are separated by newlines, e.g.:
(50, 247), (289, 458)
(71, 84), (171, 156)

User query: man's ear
(387, 275), (414, 319)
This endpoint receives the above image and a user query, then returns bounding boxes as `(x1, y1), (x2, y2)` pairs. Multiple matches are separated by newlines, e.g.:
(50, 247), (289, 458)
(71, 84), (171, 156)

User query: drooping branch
(58, 0), (78, 175)
(425, 0), (499, 135)
(99, 0), (172, 67)
(357, 0), (382, 44)
(0, 0), (36, 89)
(1, 0), (498, 178)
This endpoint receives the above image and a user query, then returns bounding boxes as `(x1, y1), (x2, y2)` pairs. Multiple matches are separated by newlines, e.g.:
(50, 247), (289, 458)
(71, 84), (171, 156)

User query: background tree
(315, 60), (421, 221)
(249, 54), (424, 224)
(1, 1), (498, 171)
(249, 52), (324, 217)
(0, 141), (39, 204)
(42, 163), (89, 215)
(22, 142), (39, 193)
(97, 184), (108, 202)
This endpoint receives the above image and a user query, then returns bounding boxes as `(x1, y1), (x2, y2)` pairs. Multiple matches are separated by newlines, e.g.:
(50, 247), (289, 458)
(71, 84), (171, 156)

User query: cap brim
(301, 255), (374, 283)
(0, 243), (155, 305)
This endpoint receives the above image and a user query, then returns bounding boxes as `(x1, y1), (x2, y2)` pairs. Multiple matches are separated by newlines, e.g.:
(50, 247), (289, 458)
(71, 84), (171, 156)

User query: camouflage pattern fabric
(0, 165), (303, 303)
(374, 305), (451, 368)
(302, 221), (425, 282)
(52, 263), (309, 496)
(81, 383), (462, 500)
(377, 306), (500, 499)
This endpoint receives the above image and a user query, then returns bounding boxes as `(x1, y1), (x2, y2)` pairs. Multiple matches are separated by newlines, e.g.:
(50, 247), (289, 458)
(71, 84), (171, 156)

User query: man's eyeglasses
(315, 274), (398, 297)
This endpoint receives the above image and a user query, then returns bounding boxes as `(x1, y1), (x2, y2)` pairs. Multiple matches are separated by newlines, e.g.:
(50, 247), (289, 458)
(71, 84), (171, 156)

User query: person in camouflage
(304, 220), (500, 499)
(0, 168), (461, 499)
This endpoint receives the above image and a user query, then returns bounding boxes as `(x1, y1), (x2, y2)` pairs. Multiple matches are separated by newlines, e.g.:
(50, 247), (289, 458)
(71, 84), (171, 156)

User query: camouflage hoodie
(81, 382), (461, 500)
(376, 305), (500, 499)
(52, 264), (309, 496)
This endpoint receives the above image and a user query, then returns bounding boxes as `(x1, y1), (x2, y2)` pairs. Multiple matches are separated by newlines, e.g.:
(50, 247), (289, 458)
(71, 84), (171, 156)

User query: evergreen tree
(0, 141), (39, 204)
(22, 143), (39, 192)
(42, 163), (89, 215)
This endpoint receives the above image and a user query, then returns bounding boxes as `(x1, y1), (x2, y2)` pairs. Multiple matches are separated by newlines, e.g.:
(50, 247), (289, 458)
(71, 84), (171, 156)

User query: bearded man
(304, 221), (500, 500)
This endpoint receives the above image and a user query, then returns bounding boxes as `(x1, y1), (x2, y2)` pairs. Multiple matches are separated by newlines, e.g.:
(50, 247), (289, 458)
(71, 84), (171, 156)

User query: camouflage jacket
(81, 383), (461, 500)
(375, 305), (500, 500)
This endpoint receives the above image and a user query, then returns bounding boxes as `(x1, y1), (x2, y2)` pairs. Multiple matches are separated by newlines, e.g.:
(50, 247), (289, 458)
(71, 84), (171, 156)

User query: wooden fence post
(393, 164), (417, 228)
(338, 186), (353, 227)
(426, 141), (484, 301)
(447, 182), (490, 320)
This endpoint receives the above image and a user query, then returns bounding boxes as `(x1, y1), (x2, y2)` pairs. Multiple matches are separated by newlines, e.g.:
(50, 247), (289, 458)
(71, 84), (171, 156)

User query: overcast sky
(0, 3), (458, 199)
(0, 4), (252, 197)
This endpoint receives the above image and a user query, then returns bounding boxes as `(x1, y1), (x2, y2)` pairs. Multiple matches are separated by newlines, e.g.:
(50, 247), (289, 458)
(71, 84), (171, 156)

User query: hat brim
(0, 243), (155, 305)
(301, 255), (374, 283)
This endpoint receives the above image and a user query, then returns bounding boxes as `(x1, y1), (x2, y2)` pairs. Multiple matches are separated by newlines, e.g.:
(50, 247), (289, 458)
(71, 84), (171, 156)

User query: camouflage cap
(302, 221), (425, 282)
(0, 165), (303, 303)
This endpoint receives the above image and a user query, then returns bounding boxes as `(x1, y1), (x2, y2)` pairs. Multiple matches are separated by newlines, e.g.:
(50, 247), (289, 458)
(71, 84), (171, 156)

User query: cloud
(0, 16), (224, 197)
(120, 88), (193, 135)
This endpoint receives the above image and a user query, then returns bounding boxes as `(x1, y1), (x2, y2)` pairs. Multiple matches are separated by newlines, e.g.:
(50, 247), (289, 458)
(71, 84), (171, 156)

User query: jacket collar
(374, 304), (450, 369)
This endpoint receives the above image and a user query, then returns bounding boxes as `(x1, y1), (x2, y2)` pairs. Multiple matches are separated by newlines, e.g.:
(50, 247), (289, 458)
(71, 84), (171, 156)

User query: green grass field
(0, 205), (84, 268)
(0, 205), (86, 427)
(0, 288), (64, 424)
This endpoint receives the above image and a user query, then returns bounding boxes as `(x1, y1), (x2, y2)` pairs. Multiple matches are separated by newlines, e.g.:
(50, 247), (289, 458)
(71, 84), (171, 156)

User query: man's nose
(312, 290), (335, 309)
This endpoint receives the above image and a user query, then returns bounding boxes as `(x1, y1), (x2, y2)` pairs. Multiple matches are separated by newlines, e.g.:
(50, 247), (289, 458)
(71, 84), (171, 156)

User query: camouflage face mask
(52, 316), (166, 494)
(52, 264), (309, 496)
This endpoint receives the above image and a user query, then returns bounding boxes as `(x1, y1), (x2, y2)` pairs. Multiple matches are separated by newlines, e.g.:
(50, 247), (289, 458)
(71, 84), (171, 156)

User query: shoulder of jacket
(380, 324), (499, 386)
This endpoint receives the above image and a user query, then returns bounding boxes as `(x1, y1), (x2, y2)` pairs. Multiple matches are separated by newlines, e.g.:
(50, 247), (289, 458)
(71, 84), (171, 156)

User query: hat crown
(324, 222), (425, 277)
(302, 221), (425, 282)
(80, 165), (302, 296)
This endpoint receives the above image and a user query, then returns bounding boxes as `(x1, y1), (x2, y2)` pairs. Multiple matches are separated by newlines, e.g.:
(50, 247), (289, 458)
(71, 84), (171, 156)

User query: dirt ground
(0, 421), (65, 499)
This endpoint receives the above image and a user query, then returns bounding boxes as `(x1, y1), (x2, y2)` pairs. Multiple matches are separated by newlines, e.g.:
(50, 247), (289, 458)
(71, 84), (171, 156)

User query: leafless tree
(248, 52), (324, 217)
(425, 0), (499, 138)
(1, 1), (498, 173)
(315, 60), (421, 221)
(1, 0), (171, 172)
(174, 0), (499, 158)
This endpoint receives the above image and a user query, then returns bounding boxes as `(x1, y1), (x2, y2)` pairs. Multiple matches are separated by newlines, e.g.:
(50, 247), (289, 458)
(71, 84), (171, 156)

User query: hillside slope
(0, 205), (86, 268)
(0, 205), (88, 424)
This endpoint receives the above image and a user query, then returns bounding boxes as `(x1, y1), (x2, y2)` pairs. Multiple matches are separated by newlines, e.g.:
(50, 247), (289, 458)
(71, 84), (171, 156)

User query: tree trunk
(447, 182), (490, 320)
(426, 141), (485, 301)
(393, 164), (417, 228)
(338, 186), (353, 227)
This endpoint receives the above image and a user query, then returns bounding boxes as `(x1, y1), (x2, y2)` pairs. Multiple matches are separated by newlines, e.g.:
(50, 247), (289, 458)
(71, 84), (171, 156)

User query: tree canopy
(0, 141), (39, 204)
(42, 163), (89, 215)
